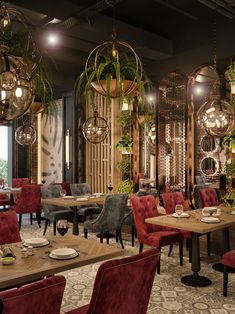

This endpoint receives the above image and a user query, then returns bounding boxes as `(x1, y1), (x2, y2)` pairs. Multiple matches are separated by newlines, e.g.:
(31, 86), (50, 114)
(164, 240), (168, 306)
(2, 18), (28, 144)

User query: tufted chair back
(41, 185), (64, 218)
(131, 195), (161, 243)
(0, 211), (21, 245)
(84, 193), (128, 233)
(65, 249), (160, 314)
(12, 184), (42, 214)
(12, 178), (30, 188)
(199, 188), (220, 207)
(52, 182), (71, 196)
(0, 275), (66, 314)
(162, 192), (187, 214)
(70, 183), (90, 196)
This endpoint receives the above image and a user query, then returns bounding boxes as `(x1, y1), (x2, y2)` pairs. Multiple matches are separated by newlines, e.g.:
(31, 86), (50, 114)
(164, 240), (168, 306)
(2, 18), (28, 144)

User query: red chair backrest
(52, 182), (71, 196)
(12, 178), (30, 188)
(199, 188), (220, 207)
(87, 249), (160, 314)
(131, 195), (161, 243)
(0, 211), (21, 245)
(0, 275), (66, 314)
(13, 184), (42, 214)
(162, 191), (186, 214)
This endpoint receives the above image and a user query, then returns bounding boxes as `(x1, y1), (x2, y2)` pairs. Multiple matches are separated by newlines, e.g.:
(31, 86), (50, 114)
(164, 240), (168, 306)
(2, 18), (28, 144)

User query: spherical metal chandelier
(82, 110), (109, 144)
(196, 95), (234, 137)
(15, 123), (36, 146)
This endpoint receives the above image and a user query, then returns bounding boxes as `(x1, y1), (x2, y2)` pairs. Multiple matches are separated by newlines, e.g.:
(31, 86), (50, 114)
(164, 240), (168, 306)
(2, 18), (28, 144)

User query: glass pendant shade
(15, 123), (36, 146)
(196, 95), (234, 137)
(0, 49), (34, 124)
(82, 110), (109, 144)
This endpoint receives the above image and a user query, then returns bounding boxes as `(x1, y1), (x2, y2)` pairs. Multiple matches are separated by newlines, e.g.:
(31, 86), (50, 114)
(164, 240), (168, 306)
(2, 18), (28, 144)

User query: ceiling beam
(153, 0), (198, 20)
(198, 0), (234, 18)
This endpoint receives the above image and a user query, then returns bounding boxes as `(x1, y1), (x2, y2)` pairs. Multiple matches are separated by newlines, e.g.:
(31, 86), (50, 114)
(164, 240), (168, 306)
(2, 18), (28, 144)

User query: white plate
(172, 212), (190, 218)
(231, 210), (235, 215)
(201, 217), (220, 223)
(202, 207), (217, 212)
(49, 251), (79, 260)
(93, 193), (104, 197)
(63, 196), (75, 199)
(76, 197), (89, 201)
(24, 237), (49, 247)
(50, 248), (76, 257)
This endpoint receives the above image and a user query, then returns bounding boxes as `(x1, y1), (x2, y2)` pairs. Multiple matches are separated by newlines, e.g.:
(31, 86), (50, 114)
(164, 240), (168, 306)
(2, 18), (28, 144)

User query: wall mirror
(201, 156), (218, 176)
(200, 135), (217, 152)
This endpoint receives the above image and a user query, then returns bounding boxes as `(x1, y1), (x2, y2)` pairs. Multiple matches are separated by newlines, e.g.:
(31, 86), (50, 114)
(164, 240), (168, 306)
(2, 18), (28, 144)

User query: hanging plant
(115, 134), (133, 153)
(116, 110), (132, 128)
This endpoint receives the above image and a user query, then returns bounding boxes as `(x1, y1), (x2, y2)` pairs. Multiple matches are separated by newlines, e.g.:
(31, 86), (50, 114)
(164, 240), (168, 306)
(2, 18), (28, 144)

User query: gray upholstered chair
(121, 189), (158, 247)
(41, 185), (73, 235)
(84, 193), (128, 249)
(70, 183), (102, 222)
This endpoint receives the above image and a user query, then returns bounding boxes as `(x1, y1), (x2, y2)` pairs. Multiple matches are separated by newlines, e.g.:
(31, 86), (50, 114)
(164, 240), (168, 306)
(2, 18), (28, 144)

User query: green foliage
(116, 110), (132, 128)
(225, 60), (235, 82)
(221, 189), (235, 207)
(225, 159), (235, 177)
(117, 158), (131, 173)
(0, 158), (8, 184)
(220, 131), (235, 150)
(115, 134), (133, 152)
(117, 179), (134, 194)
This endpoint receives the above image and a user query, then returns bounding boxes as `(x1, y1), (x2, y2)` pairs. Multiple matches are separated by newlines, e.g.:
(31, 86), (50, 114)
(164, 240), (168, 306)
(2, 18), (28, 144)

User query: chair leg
(19, 214), (22, 230)
(84, 228), (88, 238)
(36, 212), (41, 228)
(207, 233), (211, 256)
(115, 230), (118, 243)
(179, 240), (183, 266)
(131, 226), (135, 247)
(30, 213), (33, 225)
(157, 247), (161, 274)
(106, 234), (109, 244)
(118, 229), (125, 250)
(43, 220), (49, 236)
(139, 243), (143, 253)
(168, 244), (173, 257)
(53, 220), (56, 235)
(100, 232), (103, 243)
(223, 265), (228, 297)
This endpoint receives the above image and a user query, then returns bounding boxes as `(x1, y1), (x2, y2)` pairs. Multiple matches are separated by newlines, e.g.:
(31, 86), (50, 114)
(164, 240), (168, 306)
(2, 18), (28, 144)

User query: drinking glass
(175, 204), (183, 216)
(57, 219), (69, 237)
(60, 189), (66, 198)
(107, 184), (113, 193)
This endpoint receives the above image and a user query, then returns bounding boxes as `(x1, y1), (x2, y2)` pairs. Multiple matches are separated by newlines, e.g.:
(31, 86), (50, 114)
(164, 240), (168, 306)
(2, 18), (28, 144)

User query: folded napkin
(1, 246), (15, 258)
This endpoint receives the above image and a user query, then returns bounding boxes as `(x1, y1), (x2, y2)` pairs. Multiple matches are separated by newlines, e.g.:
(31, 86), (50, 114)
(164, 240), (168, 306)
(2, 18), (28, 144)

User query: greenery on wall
(117, 179), (134, 194)
(0, 158), (8, 184)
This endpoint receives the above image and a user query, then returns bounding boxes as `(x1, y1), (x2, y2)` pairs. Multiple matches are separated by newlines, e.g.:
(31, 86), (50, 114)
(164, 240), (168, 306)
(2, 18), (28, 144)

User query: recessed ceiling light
(47, 33), (59, 46)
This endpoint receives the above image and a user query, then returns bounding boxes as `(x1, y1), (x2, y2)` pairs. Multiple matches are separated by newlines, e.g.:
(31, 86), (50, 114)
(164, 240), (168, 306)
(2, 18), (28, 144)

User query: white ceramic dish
(63, 196), (75, 199)
(231, 210), (235, 215)
(49, 251), (79, 260)
(24, 237), (49, 247)
(201, 217), (220, 223)
(76, 197), (89, 201)
(172, 212), (189, 218)
(49, 248), (78, 260)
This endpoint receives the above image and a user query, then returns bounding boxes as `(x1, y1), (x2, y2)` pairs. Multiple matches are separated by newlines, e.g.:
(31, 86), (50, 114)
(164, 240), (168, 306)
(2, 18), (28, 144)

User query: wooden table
(146, 206), (235, 287)
(0, 188), (21, 205)
(42, 196), (105, 235)
(0, 234), (123, 290)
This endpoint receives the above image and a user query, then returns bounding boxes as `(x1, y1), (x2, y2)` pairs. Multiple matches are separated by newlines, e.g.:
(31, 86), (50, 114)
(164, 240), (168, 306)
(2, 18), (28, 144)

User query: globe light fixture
(82, 110), (109, 144)
(15, 123), (37, 146)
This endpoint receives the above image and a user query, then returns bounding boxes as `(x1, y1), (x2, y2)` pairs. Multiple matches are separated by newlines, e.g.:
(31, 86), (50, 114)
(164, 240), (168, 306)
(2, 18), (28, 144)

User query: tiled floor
(20, 220), (235, 313)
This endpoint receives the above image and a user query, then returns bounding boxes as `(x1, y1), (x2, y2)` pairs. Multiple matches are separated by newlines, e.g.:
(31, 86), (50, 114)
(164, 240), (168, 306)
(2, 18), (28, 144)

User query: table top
(0, 235), (123, 290)
(0, 188), (21, 195)
(146, 206), (235, 234)
(41, 195), (105, 207)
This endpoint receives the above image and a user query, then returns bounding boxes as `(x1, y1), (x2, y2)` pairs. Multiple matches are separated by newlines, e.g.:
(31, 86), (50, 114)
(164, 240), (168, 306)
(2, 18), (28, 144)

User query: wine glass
(57, 220), (68, 245)
(107, 184), (113, 193)
(227, 198), (234, 208)
(175, 204), (183, 216)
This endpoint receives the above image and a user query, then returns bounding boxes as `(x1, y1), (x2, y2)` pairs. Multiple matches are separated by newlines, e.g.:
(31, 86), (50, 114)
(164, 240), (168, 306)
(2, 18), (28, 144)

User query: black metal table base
(96, 232), (115, 239)
(212, 262), (235, 273)
(181, 273), (212, 287)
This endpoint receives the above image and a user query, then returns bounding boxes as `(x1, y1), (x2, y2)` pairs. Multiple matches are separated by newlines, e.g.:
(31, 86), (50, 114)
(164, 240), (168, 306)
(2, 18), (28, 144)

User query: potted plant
(117, 179), (134, 194)
(116, 110), (132, 129)
(115, 134), (133, 154)
(74, 38), (150, 105)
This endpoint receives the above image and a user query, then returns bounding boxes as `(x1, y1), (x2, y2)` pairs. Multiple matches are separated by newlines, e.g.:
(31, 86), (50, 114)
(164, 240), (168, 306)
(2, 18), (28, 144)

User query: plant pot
(91, 79), (137, 99)
(28, 102), (44, 115)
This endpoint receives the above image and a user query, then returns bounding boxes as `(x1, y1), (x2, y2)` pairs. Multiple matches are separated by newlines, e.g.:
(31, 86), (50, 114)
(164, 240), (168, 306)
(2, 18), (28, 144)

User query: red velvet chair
(0, 211), (21, 245)
(53, 182), (71, 196)
(131, 195), (183, 274)
(66, 249), (160, 314)
(12, 177), (31, 206)
(0, 178), (10, 210)
(199, 188), (220, 207)
(0, 275), (66, 314)
(11, 184), (42, 230)
(221, 249), (235, 296)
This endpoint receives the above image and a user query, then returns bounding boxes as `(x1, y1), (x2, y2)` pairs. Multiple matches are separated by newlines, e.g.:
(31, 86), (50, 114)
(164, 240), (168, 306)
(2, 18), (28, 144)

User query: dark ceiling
(7, 0), (235, 93)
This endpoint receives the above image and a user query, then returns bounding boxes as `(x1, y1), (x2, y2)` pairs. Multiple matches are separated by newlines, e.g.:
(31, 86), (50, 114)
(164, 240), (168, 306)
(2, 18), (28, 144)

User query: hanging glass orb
(0, 50), (34, 124)
(196, 96), (234, 137)
(148, 123), (156, 145)
(82, 110), (109, 144)
(15, 123), (36, 146)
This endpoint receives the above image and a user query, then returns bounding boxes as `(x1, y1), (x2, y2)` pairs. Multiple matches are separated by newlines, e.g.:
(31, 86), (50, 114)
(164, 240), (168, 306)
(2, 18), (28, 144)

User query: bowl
(1, 257), (15, 265)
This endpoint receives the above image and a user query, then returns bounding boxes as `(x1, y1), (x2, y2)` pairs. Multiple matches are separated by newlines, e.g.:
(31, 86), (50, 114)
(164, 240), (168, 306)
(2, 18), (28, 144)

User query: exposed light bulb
(47, 33), (59, 46)
(15, 87), (22, 97)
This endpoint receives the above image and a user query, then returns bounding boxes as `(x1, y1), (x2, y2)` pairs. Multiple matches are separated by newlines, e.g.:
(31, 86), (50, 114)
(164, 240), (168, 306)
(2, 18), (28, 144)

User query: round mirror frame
(200, 135), (218, 153)
(200, 156), (219, 176)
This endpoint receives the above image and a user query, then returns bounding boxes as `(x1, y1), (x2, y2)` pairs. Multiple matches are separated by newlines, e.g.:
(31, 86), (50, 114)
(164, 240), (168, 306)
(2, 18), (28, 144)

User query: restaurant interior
(0, 0), (235, 313)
